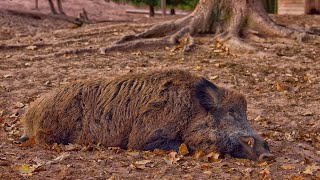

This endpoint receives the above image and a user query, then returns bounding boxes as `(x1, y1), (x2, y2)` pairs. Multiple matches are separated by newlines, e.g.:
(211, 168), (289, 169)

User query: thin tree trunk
(48, 0), (57, 15)
(57, 0), (65, 15)
(170, 8), (175, 15)
(149, 5), (155, 17)
(35, 0), (39, 10)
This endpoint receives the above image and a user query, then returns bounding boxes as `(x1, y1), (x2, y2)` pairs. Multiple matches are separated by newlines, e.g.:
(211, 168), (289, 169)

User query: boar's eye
(228, 108), (235, 113)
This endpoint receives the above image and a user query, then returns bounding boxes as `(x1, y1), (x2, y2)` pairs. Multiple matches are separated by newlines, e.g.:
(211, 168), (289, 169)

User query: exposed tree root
(55, 47), (98, 56)
(101, 17), (195, 54)
(102, 0), (320, 54)
(0, 43), (50, 51)
(101, 37), (173, 54)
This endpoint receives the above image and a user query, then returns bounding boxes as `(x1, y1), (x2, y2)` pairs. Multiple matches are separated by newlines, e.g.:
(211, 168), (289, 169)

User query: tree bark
(149, 5), (155, 17)
(101, 0), (319, 54)
(35, 0), (39, 10)
(57, 0), (65, 15)
(48, 0), (65, 15)
(48, 0), (57, 15)
(170, 8), (175, 15)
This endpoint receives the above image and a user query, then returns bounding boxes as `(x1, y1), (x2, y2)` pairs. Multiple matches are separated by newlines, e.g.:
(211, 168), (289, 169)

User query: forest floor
(0, 0), (320, 179)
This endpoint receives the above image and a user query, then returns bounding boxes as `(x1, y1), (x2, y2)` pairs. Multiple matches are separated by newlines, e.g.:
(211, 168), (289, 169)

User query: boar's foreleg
(183, 115), (221, 153)
(129, 127), (183, 152)
(144, 138), (183, 152)
(143, 128), (183, 151)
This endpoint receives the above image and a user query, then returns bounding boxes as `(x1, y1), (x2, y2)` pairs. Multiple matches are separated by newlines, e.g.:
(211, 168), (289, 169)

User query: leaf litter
(0, 4), (319, 179)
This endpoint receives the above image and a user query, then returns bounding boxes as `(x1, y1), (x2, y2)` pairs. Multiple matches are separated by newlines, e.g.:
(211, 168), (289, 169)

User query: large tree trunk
(101, 0), (319, 54)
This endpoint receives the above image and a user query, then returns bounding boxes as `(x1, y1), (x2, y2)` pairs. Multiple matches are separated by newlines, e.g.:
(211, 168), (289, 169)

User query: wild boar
(20, 70), (274, 161)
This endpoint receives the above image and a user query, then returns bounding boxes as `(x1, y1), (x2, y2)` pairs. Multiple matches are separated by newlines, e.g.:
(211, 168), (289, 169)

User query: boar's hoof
(20, 136), (29, 142)
(259, 153), (275, 161)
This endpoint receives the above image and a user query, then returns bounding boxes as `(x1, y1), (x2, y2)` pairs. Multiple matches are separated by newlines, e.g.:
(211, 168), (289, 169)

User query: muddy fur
(21, 70), (270, 159)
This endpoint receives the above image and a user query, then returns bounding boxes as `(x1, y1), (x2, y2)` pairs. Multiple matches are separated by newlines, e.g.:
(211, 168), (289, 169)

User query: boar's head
(216, 88), (274, 161)
(197, 83), (274, 161)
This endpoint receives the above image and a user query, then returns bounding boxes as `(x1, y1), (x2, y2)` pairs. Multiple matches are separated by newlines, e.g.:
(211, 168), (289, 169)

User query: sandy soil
(0, 1), (319, 179)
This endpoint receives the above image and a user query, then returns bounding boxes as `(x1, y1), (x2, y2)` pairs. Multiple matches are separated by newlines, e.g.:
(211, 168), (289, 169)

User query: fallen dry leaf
(281, 164), (296, 170)
(64, 143), (81, 151)
(131, 51), (143, 56)
(32, 157), (46, 166)
(168, 151), (177, 158)
(258, 162), (268, 167)
(126, 151), (140, 157)
(4, 74), (13, 78)
(153, 149), (167, 156)
(303, 165), (320, 175)
(206, 152), (220, 163)
(15, 164), (34, 176)
(52, 152), (70, 162)
(52, 143), (62, 153)
(0, 109), (5, 117)
(182, 174), (193, 179)
(301, 111), (314, 116)
(200, 163), (210, 170)
(135, 160), (152, 165)
(163, 157), (174, 165)
(163, 151), (181, 165)
(213, 49), (223, 53)
(107, 147), (123, 153)
(260, 167), (271, 180)
(253, 115), (262, 121)
(290, 175), (304, 180)
(26, 45), (37, 50)
(194, 66), (202, 71)
(130, 159), (153, 170)
(209, 75), (219, 80)
(178, 143), (189, 156)
(15, 102), (25, 108)
(194, 150), (206, 160)
(275, 81), (290, 92)
(130, 163), (146, 170)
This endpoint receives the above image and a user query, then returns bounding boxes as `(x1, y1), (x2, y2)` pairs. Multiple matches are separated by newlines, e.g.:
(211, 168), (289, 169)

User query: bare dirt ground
(0, 0), (320, 179)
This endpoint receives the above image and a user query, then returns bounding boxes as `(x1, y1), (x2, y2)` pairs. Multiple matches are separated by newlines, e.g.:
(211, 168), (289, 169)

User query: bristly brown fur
(21, 69), (248, 153)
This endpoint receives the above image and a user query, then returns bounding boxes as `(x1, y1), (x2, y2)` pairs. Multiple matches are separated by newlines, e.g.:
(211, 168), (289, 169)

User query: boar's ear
(240, 136), (255, 148)
(196, 79), (221, 111)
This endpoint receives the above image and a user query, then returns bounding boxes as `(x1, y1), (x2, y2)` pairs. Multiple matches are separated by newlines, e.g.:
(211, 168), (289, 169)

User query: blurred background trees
(262, 0), (278, 13)
(110, 0), (199, 16)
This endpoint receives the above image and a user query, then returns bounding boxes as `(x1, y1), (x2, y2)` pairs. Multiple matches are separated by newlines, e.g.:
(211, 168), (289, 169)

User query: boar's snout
(259, 153), (275, 161)
(233, 136), (275, 161)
